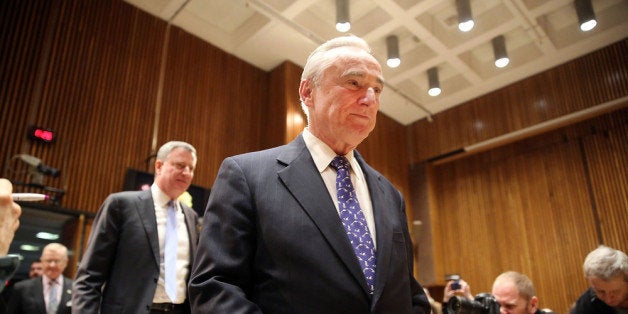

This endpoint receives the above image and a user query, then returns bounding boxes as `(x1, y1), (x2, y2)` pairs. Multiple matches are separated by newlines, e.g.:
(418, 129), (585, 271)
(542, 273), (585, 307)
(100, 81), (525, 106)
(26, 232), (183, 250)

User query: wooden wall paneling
(410, 40), (628, 162)
(266, 63), (290, 148)
(267, 61), (306, 148)
(580, 111), (628, 250)
(158, 27), (270, 189)
(281, 62), (306, 145)
(426, 111), (626, 313)
(37, 0), (164, 212)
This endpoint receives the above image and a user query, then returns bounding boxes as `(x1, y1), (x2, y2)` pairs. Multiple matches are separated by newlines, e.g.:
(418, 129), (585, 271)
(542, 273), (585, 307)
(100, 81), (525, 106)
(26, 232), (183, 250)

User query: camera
(448, 293), (500, 314)
(451, 280), (461, 290)
(445, 274), (462, 290)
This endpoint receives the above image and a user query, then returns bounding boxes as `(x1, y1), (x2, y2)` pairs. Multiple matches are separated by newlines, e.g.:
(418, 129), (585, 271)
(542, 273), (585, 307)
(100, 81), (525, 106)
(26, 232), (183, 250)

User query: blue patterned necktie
(165, 200), (178, 301)
(330, 156), (377, 294)
(47, 279), (58, 314)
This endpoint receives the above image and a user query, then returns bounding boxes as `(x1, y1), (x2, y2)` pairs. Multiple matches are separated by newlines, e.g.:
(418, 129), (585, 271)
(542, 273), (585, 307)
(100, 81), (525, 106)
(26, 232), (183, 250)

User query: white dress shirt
(151, 184), (190, 304)
(302, 128), (377, 246)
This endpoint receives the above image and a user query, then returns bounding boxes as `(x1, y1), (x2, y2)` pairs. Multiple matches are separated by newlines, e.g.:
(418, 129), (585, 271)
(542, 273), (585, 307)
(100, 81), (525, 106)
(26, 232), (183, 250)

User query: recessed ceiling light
(20, 244), (40, 251)
(36, 231), (60, 240)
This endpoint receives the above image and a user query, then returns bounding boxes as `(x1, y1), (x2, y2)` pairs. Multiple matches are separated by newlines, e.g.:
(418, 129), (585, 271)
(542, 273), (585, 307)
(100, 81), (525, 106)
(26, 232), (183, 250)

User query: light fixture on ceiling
(492, 35), (510, 68)
(335, 0), (350, 33)
(386, 35), (401, 68)
(36, 232), (60, 240)
(427, 67), (441, 97)
(456, 0), (474, 32)
(575, 0), (597, 32)
(20, 244), (40, 252)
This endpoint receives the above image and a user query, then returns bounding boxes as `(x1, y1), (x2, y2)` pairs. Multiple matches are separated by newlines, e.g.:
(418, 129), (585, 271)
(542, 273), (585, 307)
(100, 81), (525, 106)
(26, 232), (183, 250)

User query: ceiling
(124, 0), (628, 125)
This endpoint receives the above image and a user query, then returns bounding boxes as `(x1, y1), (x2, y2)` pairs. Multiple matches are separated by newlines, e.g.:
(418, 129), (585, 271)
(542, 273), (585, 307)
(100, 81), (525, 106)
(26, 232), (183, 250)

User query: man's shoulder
(12, 276), (39, 290)
(571, 288), (616, 314)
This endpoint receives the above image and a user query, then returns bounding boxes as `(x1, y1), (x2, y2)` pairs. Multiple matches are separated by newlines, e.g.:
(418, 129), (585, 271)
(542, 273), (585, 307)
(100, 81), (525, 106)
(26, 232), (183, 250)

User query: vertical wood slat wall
(2, 0), (627, 311)
(410, 40), (628, 163)
(426, 111), (627, 314)
(0, 0), (270, 213)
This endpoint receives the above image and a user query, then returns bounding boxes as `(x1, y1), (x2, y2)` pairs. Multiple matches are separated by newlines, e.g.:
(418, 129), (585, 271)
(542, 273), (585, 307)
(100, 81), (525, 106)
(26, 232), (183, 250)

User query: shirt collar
(151, 183), (175, 208)
(302, 129), (364, 181)
(43, 275), (61, 286)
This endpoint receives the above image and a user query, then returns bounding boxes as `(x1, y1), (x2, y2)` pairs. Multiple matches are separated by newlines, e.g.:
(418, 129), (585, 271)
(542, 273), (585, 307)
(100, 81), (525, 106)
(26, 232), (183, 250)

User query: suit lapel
(276, 136), (370, 295)
(60, 276), (72, 310)
(135, 191), (160, 269)
(182, 205), (198, 271)
(34, 277), (46, 312)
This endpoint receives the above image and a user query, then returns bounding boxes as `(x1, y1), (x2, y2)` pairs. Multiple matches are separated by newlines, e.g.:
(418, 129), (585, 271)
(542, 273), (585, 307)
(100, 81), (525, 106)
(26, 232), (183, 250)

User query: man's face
(588, 275), (628, 307)
(492, 282), (537, 314)
(301, 46), (383, 154)
(29, 261), (43, 278)
(41, 249), (67, 280)
(155, 147), (196, 200)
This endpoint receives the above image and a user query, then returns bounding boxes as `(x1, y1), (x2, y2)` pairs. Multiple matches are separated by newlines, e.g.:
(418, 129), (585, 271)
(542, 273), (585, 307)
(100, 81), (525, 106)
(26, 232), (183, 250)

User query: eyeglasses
(42, 259), (66, 265)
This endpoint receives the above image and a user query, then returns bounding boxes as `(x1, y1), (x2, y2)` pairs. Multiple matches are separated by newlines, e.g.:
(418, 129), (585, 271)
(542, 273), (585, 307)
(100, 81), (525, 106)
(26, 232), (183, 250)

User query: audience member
(442, 277), (474, 312)
(72, 141), (200, 314)
(492, 271), (541, 314)
(29, 259), (43, 278)
(6, 243), (72, 314)
(188, 35), (430, 313)
(424, 287), (443, 314)
(443, 271), (549, 314)
(0, 178), (21, 294)
(0, 178), (21, 256)
(571, 245), (628, 314)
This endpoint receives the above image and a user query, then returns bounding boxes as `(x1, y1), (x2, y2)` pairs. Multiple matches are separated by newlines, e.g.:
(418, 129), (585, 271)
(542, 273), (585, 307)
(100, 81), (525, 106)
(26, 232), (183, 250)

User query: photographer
(492, 271), (542, 314)
(446, 271), (551, 314)
(570, 245), (628, 314)
(442, 276), (474, 313)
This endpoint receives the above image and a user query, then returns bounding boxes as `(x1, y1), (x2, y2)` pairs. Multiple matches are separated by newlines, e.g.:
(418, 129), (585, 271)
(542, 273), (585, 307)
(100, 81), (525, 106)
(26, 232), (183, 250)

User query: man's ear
(528, 296), (539, 313)
(154, 159), (163, 175)
(299, 80), (313, 104)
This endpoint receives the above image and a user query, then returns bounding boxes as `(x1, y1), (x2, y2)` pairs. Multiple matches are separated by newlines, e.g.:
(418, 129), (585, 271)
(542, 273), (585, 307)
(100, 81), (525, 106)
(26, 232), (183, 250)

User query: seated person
(570, 245), (628, 314)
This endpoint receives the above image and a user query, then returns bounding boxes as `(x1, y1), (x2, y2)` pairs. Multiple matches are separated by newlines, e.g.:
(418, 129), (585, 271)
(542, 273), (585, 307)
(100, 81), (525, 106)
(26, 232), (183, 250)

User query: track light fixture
(386, 35), (401, 68)
(335, 0), (350, 33)
(574, 0), (597, 32)
(492, 35), (509, 68)
(427, 67), (441, 97)
(456, 0), (474, 32)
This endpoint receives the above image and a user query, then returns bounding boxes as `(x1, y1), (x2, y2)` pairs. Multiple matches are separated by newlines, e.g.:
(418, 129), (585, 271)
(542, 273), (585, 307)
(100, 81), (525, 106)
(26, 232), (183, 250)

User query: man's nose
(360, 87), (376, 105)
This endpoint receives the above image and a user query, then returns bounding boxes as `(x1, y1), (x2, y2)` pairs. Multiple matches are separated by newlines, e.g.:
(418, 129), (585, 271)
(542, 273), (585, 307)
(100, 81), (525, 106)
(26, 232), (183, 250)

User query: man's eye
(346, 80), (360, 88)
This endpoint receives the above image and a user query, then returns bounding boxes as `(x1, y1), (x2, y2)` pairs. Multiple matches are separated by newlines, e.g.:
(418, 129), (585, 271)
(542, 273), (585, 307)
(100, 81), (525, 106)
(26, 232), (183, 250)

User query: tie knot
(330, 156), (350, 171)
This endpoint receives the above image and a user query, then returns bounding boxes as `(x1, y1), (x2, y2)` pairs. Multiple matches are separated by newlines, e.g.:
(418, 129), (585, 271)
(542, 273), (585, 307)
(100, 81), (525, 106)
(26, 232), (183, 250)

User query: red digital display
(28, 126), (56, 143)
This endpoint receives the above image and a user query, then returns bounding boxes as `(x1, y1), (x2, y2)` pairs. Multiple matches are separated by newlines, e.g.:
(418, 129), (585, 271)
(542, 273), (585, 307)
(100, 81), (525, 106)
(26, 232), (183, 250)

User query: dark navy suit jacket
(7, 276), (73, 314)
(189, 134), (429, 313)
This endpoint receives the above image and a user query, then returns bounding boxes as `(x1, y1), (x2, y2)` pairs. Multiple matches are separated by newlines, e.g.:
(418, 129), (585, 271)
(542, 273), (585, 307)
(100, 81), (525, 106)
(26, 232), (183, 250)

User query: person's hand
(443, 279), (474, 303)
(0, 178), (21, 255)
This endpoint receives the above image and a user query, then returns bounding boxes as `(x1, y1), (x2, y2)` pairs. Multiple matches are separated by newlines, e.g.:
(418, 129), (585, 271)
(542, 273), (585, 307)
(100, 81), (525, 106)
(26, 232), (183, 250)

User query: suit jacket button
(154, 278), (158, 283)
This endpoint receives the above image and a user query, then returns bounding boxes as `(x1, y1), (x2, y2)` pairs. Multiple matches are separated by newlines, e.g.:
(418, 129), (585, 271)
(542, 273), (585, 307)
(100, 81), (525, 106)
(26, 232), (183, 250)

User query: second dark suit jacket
(6, 275), (73, 314)
(189, 134), (430, 313)
(72, 189), (199, 314)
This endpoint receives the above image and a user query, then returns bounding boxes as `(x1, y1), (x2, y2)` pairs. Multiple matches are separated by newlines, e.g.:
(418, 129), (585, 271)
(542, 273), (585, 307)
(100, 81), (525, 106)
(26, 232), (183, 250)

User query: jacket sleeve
(71, 195), (122, 313)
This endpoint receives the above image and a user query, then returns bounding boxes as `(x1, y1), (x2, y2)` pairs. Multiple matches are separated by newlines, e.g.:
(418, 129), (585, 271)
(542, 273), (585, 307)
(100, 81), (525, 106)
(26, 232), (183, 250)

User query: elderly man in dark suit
(7, 243), (72, 314)
(72, 141), (200, 313)
(189, 35), (430, 313)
